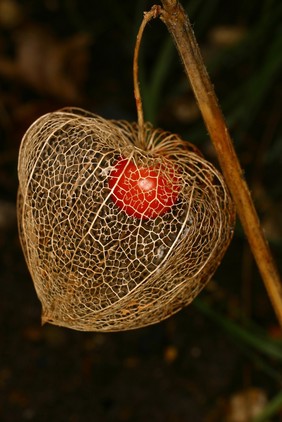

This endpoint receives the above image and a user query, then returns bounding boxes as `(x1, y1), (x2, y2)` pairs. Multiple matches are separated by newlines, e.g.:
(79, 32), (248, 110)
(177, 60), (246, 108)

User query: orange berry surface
(108, 158), (180, 220)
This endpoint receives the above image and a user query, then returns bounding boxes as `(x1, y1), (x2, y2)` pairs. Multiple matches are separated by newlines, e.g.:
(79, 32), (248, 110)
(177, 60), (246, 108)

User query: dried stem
(133, 6), (161, 149)
(158, 0), (282, 326)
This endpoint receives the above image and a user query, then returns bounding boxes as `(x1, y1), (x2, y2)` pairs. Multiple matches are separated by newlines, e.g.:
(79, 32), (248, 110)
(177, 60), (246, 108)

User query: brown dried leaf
(225, 388), (268, 422)
(0, 24), (92, 101)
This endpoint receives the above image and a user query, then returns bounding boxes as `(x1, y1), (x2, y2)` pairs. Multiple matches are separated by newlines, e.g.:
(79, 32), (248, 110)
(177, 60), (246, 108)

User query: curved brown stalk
(133, 5), (161, 149)
(157, 0), (282, 326)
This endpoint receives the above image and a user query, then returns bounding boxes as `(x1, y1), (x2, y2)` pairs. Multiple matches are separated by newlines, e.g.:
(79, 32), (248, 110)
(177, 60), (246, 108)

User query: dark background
(0, 0), (282, 421)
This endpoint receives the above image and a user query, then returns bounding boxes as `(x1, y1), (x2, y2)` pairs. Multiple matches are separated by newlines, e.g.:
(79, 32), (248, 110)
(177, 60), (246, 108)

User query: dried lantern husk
(17, 107), (235, 331)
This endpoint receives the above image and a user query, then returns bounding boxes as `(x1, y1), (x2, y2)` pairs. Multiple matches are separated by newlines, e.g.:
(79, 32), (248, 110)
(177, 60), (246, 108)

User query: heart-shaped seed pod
(17, 107), (235, 331)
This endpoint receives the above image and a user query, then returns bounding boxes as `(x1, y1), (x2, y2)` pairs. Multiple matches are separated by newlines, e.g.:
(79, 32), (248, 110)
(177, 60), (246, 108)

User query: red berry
(108, 157), (180, 219)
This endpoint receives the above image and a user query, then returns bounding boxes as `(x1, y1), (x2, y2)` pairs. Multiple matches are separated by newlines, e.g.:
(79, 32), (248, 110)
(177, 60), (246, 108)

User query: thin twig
(133, 6), (161, 149)
(158, 0), (282, 326)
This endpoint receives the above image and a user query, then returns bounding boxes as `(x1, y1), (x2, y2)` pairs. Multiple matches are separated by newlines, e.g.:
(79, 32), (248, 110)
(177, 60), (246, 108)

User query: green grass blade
(252, 389), (282, 422)
(194, 299), (282, 361)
